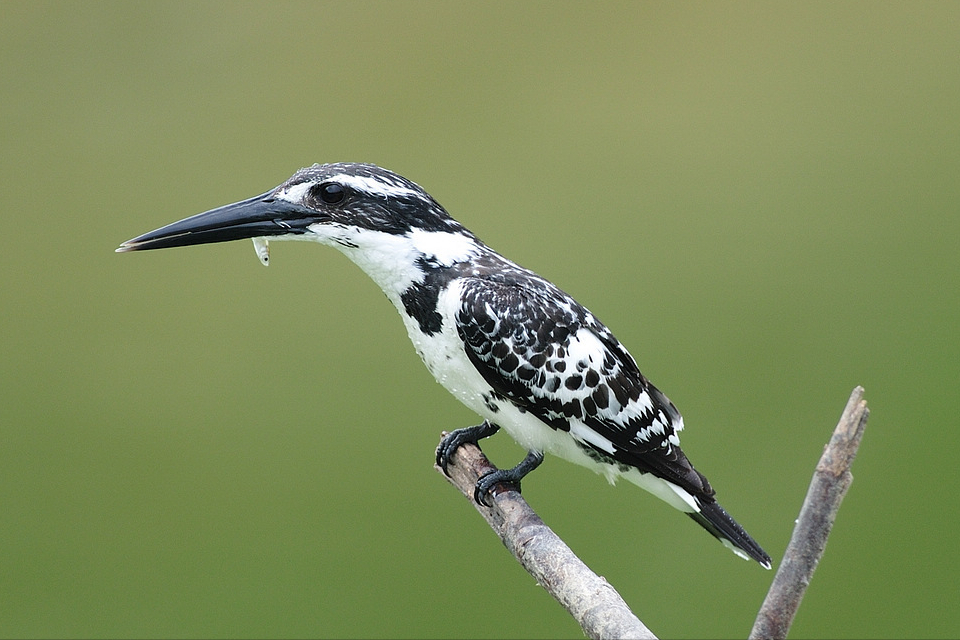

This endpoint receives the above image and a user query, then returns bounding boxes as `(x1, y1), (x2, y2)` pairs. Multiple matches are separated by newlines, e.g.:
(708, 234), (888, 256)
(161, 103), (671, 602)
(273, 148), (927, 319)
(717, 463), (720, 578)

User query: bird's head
(117, 163), (476, 265)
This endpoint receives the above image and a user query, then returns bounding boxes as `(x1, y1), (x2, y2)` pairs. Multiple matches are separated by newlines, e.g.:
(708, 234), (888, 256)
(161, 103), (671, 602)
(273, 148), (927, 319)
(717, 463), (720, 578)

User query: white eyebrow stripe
(332, 173), (422, 199)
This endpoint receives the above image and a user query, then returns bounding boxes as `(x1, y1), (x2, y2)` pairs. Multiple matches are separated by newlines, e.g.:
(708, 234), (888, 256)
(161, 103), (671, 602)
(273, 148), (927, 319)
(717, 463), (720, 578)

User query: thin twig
(749, 386), (870, 640)
(435, 437), (657, 640)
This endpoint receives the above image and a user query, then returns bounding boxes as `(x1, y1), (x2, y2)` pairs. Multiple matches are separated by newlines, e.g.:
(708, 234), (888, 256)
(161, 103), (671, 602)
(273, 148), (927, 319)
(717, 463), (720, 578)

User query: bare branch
(749, 386), (870, 640)
(435, 436), (657, 640)
(436, 387), (868, 639)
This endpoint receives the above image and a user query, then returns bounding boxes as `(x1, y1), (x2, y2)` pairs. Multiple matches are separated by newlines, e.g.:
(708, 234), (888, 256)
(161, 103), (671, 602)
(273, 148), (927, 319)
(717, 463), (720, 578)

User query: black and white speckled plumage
(118, 162), (771, 568)
(455, 266), (697, 484)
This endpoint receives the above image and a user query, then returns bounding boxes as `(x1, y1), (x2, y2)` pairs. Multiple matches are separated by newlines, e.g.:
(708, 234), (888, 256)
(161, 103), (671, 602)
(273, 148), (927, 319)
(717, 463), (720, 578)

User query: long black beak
(116, 191), (321, 253)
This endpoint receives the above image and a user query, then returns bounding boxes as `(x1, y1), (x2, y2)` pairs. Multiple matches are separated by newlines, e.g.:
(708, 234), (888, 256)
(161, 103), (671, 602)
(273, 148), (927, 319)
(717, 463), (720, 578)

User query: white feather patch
(407, 229), (479, 266)
(275, 181), (313, 203)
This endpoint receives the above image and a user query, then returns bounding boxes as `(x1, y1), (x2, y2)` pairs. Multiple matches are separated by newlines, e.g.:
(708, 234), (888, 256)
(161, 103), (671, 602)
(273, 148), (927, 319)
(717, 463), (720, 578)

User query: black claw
(471, 450), (544, 506)
(436, 421), (500, 476)
(474, 469), (512, 506)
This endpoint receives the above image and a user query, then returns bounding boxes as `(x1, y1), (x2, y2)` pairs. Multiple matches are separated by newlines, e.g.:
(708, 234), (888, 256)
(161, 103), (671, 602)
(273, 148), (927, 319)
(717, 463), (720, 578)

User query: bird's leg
(436, 420), (501, 476)
(474, 450), (545, 507)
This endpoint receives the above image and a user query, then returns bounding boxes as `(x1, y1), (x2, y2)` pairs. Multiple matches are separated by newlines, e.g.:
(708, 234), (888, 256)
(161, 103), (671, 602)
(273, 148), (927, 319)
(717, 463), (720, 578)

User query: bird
(117, 162), (771, 568)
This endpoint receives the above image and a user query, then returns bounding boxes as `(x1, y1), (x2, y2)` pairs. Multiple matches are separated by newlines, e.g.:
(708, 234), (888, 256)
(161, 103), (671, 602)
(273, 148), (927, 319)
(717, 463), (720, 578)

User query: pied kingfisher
(118, 163), (771, 568)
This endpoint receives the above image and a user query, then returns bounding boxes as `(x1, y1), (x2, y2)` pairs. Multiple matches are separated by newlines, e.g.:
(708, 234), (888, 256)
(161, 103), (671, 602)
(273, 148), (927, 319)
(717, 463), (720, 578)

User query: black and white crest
(278, 163), (472, 237)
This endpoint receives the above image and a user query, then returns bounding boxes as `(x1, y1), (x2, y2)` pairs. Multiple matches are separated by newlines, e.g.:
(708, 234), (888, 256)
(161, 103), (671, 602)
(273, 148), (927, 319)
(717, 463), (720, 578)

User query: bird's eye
(318, 183), (345, 204)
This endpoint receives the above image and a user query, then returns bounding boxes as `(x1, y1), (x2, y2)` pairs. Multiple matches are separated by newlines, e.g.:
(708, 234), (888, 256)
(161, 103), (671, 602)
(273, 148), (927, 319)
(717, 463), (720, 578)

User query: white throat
(304, 224), (480, 305)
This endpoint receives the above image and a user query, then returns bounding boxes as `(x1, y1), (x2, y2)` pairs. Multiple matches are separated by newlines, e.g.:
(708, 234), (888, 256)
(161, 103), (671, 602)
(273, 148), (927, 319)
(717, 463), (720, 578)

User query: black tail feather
(688, 500), (772, 569)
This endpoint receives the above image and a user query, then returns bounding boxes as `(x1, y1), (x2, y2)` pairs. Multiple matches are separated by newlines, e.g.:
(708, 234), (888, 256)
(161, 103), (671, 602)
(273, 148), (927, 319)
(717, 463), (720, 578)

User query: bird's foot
(436, 420), (500, 476)
(474, 450), (544, 507)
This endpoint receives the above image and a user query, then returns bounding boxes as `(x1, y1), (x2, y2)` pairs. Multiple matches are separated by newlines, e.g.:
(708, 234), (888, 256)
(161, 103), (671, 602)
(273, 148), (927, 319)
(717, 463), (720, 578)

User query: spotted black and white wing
(455, 275), (714, 500)
(455, 274), (771, 567)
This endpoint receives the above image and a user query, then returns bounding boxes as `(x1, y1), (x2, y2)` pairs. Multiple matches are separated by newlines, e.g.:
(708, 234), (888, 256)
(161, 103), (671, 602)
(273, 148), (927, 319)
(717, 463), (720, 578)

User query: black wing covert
(454, 276), (714, 499)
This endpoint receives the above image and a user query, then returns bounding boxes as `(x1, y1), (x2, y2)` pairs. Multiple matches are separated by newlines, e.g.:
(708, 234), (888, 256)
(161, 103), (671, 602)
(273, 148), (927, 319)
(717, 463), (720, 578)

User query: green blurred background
(2, 2), (958, 638)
